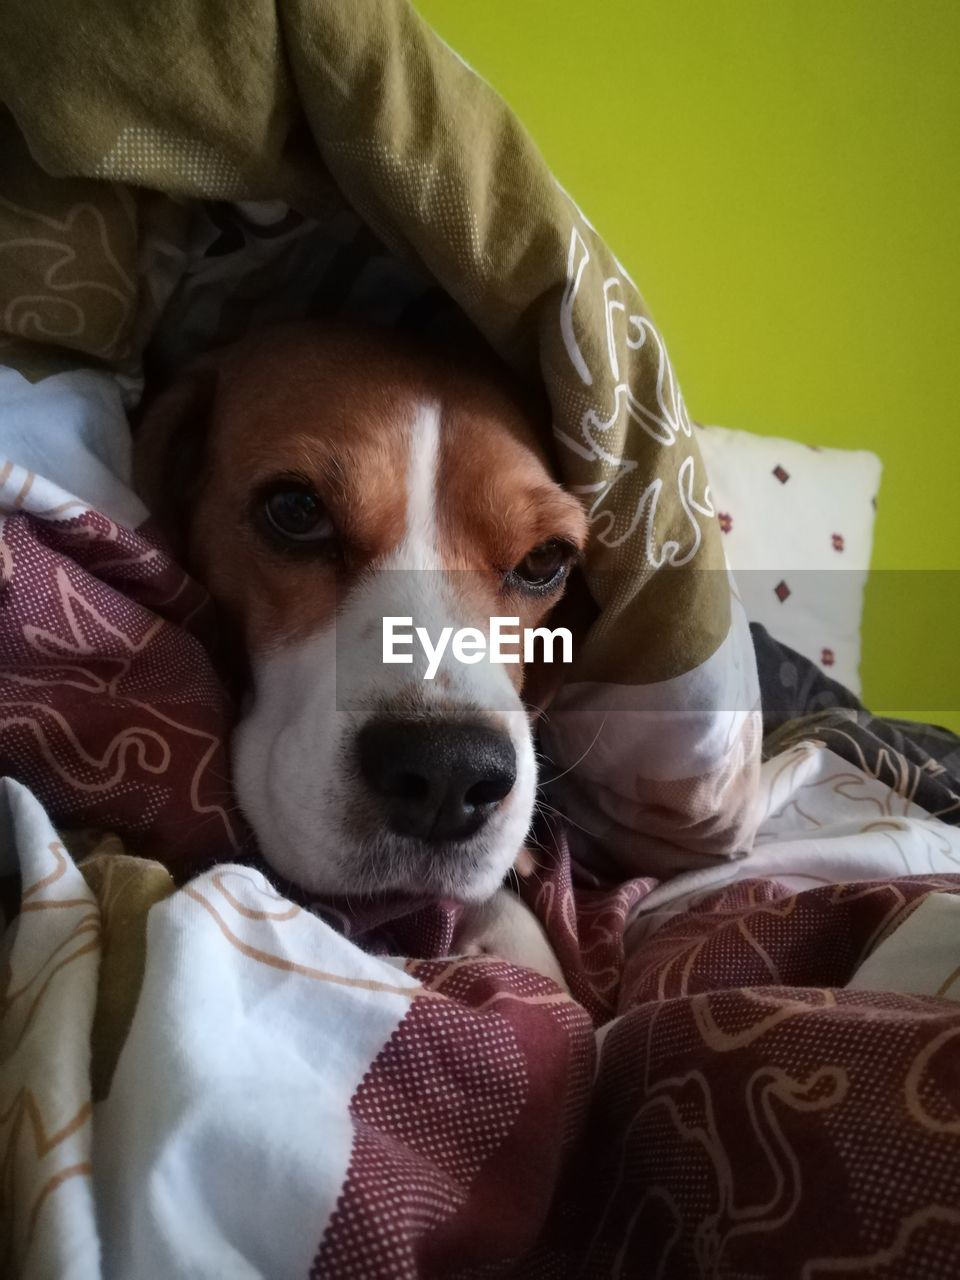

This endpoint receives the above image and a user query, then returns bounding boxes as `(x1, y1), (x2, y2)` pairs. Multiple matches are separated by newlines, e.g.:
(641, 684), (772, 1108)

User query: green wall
(416, 0), (960, 730)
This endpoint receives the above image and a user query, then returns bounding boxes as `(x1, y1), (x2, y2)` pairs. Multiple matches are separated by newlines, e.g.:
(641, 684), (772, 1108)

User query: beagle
(135, 323), (586, 983)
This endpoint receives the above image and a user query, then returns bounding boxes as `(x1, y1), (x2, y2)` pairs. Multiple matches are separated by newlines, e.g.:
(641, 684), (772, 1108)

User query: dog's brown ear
(133, 363), (219, 563)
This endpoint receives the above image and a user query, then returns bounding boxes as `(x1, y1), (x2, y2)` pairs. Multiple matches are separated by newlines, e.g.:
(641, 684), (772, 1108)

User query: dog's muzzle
(358, 718), (517, 843)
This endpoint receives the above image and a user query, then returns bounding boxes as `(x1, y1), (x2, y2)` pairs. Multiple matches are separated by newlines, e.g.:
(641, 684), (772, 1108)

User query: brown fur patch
(139, 323), (587, 681)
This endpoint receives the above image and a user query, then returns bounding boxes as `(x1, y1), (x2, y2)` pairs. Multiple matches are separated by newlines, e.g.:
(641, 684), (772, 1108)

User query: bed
(2, 2), (959, 1277)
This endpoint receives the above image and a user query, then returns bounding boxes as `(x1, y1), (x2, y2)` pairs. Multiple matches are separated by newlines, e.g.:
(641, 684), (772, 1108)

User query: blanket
(2, 2), (960, 1277)
(6, 764), (960, 1279)
(0, 0), (760, 873)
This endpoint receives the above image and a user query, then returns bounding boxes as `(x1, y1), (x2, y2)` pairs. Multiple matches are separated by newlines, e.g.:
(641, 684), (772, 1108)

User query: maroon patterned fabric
(311, 961), (595, 1279)
(4, 505), (960, 1276)
(289, 876), (960, 1277)
(527, 878), (960, 1279)
(0, 509), (243, 870)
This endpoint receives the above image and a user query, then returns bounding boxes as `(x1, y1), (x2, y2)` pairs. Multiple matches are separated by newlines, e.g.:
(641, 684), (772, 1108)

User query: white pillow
(695, 424), (882, 695)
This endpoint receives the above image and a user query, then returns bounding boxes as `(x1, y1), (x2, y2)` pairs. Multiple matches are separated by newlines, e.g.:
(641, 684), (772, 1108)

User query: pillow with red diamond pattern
(696, 424), (882, 696)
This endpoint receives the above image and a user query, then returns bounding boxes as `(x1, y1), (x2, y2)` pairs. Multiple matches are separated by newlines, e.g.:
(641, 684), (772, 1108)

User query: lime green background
(417, 0), (959, 729)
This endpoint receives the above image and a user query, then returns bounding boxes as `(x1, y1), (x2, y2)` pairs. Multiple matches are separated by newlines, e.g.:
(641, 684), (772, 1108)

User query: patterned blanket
(0, 0), (760, 874)
(2, 2), (960, 1277)
(7, 776), (960, 1279)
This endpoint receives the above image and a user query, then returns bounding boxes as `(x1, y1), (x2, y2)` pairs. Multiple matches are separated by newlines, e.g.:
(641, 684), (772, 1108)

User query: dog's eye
(262, 484), (334, 542)
(508, 540), (573, 591)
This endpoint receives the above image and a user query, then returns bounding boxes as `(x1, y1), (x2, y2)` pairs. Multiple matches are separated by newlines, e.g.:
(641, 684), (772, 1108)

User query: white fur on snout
(231, 400), (538, 901)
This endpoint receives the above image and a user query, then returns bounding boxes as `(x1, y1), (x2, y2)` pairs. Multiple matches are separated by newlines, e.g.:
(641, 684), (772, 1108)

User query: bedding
(6, 731), (960, 1279)
(1, 1), (960, 1277)
(0, 0), (763, 875)
(696, 424), (882, 694)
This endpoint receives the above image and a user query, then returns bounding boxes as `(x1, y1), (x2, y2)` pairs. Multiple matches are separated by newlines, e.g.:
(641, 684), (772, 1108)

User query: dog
(135, 322), (586, 983)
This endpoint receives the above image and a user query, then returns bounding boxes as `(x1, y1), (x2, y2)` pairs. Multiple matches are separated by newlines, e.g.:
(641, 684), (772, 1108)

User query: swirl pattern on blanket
(0, 465), (243, 869)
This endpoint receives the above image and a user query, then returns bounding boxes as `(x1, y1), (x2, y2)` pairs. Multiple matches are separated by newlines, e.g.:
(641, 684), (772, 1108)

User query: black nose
(358, 719), (517, 842)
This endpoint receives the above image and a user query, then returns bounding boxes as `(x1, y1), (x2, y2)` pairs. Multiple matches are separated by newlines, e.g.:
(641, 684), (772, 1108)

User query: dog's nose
(358, 719), (517, 842)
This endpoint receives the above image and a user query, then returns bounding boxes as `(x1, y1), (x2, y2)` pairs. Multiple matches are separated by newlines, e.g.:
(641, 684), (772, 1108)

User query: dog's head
(136, 323), (586, 902)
